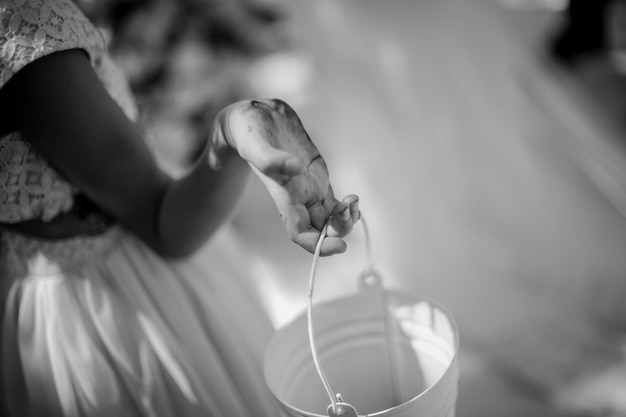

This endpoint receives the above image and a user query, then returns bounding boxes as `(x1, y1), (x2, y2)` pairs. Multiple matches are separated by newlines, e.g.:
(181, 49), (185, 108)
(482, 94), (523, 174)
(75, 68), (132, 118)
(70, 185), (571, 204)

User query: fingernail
(344, 194), (359, 204)
(340, 206), (350, 220)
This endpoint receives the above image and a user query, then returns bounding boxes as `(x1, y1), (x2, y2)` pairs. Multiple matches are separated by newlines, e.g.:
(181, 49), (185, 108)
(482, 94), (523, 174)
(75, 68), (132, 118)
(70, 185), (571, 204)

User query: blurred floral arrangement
(75, 0), (293, 171)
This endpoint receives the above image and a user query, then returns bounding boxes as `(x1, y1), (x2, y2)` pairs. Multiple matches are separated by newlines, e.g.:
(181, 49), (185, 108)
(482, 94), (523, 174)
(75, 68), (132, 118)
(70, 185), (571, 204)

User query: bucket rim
(264, 287), (460, 417)
(271, 357), (459, 417)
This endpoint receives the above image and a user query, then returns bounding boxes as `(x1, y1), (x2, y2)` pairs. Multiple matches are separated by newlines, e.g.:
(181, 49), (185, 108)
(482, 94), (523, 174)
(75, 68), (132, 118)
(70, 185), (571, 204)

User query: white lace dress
(0, 1), (278, 416)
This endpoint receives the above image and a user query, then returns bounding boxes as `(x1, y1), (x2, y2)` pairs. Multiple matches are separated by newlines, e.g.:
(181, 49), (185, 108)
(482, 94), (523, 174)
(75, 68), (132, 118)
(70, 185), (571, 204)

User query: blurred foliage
(76, 0), (293, 168)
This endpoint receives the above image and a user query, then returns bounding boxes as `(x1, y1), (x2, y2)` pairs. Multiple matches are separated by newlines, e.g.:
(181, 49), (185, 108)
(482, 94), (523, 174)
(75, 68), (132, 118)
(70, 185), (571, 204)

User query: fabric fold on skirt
(0, 225), (279, 417)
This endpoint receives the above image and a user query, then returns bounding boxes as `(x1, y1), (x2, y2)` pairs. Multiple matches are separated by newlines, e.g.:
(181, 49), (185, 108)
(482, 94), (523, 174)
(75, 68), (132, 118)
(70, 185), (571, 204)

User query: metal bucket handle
(307, 216), (381, 417)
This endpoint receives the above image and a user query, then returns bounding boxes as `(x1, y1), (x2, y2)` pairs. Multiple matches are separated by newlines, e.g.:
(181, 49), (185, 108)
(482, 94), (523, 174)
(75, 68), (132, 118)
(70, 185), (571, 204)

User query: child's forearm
(153, 128), (250, 259)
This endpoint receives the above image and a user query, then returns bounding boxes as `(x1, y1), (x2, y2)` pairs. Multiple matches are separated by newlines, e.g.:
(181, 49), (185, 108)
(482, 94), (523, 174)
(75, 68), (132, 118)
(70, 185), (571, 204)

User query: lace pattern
(0, 0), (106, 87)
(0, 0), (138, 223)
(0, 132), (76, 221)
(0, 226), (122, 281)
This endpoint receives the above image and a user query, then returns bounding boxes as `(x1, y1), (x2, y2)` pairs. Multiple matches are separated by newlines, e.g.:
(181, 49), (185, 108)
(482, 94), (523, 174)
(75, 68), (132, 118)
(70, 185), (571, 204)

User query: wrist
(208, 105), (238, 169)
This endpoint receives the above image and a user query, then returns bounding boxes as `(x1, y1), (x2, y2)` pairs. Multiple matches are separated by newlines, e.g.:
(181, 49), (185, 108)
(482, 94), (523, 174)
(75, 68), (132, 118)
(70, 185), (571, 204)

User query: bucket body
(264, 286), (459, 417)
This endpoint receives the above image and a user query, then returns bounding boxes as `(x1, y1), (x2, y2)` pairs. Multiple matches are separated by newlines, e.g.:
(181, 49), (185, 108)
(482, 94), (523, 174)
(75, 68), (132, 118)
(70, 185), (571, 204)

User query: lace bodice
(0, 0), (138, 223)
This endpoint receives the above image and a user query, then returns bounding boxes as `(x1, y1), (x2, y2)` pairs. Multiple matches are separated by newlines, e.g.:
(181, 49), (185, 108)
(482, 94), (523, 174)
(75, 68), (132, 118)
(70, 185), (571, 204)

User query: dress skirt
(0, 225), (279, 417)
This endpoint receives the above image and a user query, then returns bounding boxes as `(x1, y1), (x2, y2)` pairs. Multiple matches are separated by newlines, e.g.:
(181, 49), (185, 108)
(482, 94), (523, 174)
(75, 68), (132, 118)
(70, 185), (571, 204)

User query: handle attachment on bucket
(358, 267), (383, 290)
(308, 216), (377, 417)
(327, 395), (358, 417)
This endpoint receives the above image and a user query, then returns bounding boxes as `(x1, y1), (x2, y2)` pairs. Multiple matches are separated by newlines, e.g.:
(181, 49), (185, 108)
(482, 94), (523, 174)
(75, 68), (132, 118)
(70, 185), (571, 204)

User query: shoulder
(0, 0), (107, 90)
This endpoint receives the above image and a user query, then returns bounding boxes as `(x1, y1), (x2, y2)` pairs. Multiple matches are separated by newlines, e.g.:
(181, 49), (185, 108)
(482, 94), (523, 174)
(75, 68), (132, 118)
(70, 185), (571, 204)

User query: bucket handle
(307, 216), (377, 417)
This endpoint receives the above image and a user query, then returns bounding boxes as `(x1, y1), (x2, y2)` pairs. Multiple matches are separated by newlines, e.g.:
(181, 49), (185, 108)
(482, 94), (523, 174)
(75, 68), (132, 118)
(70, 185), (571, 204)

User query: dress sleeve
(0, 0), (107, 89)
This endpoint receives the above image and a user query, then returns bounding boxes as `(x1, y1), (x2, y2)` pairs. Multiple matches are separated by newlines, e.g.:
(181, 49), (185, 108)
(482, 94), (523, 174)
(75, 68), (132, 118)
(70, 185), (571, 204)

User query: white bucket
(264, 272), (460, 417)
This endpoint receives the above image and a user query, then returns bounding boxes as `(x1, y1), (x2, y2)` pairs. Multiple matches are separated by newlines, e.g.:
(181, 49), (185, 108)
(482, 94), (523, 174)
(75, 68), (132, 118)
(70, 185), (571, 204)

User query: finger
(282, 203), (347, 255)
(344, 194), (360, 223)
(323, 195), (337, 213)
(350, 205), (361, 223)
(319, 236), (348, 256)
(291, 228), (325, 254)
(327, 202), (352, 238)
(307, 201), (332, 230)
(283, 204), (344, 255)
(281, 202), (313, 237)
(327, 195), (360, 238)
(342, 194), (359, 207)
(292, 230), (347, 256)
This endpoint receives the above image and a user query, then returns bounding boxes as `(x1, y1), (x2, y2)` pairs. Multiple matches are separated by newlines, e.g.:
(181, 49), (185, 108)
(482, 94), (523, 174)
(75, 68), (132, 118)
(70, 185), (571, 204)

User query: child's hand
(214, 98), (360, 256)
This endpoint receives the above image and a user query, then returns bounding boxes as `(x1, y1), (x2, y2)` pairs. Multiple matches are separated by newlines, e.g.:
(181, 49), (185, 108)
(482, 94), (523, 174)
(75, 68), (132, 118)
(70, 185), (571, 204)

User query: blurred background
(78, 0), (626, 415)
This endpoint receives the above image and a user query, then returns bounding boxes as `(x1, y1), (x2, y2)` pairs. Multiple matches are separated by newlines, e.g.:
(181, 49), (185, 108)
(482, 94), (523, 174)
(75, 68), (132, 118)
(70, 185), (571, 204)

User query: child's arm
(2, 49), (358, 258)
